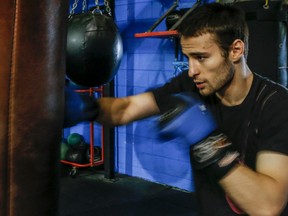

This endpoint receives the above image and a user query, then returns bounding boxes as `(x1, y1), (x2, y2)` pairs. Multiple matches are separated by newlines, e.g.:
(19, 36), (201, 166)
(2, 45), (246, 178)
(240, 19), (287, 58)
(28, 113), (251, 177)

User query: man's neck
(216, 64), (253, 106)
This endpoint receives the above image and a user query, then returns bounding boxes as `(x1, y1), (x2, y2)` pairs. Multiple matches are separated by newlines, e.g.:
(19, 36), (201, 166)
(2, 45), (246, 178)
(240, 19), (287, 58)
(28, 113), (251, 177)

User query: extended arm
(96, 92), (160, 126)
(63, 87), (160, 128)
(220, 152), (288, 216)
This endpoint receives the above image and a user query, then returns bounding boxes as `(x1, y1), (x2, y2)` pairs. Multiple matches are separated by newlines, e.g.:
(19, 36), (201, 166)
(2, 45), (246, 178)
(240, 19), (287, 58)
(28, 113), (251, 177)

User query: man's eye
(197, 56), (205, 61)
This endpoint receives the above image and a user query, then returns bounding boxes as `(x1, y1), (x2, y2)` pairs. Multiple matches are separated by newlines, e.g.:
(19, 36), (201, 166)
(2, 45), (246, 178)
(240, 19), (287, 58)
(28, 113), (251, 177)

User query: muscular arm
(96, 92), (160, 126)
(220, 151), (288, 216)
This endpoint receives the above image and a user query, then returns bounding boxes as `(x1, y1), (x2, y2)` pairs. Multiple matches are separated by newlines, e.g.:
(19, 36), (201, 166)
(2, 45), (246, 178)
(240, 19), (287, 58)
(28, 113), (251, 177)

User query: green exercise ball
(67, 133), (86, 149)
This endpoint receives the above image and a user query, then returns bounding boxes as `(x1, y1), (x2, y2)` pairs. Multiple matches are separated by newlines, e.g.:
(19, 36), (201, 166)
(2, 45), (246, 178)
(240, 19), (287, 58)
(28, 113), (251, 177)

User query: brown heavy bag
(0, 0), (69, 215)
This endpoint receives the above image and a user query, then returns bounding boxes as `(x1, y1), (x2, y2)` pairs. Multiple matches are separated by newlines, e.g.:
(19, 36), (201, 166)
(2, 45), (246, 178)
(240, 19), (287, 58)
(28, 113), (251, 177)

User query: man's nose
(188, 60), (199, 77)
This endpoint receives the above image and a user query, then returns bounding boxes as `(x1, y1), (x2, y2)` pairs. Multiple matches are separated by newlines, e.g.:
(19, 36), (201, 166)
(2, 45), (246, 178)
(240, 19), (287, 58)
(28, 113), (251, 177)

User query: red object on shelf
(134, 30), (179, 38)
(61, 86), (105, 173)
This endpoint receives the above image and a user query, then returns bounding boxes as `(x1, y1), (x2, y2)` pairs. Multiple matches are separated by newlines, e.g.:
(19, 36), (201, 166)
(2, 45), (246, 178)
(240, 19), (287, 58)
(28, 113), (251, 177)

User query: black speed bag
(66, 12), (123, 87)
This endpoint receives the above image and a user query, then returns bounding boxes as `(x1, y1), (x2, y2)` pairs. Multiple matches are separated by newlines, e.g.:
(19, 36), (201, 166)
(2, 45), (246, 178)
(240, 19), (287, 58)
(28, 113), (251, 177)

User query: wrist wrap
(191, 133), (240, 181)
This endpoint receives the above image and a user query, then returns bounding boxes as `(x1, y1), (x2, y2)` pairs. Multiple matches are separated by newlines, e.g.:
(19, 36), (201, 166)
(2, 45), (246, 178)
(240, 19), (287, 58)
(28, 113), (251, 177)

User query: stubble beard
(199, 59), (234, 97)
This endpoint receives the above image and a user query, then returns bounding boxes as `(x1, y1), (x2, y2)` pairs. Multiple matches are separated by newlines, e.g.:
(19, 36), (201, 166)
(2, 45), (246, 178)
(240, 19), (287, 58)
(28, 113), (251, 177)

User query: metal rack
(134, 0), (201, 39)
(61, 86), (105, 177)
(134, 0), (201, 74)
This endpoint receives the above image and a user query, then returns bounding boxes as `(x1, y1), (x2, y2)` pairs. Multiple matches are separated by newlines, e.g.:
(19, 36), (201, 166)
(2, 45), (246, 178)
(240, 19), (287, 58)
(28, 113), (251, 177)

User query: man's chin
(199, 89), (213, 97)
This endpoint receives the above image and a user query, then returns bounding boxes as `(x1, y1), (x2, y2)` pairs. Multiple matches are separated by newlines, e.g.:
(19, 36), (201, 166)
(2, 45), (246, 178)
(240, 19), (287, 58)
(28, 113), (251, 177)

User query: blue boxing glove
(158, 92), (217, 144)
(158, 92), (240, 181)
(63, 86), (99, 128)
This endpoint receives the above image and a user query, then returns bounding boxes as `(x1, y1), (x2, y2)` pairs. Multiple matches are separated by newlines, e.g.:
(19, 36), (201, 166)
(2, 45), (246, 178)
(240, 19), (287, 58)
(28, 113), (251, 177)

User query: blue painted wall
(114, 0), (195, 192)
(66, 0), (214, 192)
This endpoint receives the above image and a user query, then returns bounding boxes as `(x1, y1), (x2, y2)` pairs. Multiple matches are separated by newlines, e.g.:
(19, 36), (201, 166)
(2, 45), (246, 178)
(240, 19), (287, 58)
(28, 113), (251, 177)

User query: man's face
(181, 33), (234, 96)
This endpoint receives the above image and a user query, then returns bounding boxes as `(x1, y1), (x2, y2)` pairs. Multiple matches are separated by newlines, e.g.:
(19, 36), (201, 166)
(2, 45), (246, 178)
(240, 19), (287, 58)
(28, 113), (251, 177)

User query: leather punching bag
(66, 11), (123, 87)
(0, 0), (69, 215)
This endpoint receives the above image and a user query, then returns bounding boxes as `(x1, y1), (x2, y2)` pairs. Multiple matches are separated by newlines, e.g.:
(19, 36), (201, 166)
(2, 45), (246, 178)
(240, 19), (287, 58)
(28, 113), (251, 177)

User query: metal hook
(263, 0), (269, 9)
(92, 8), (103, 15)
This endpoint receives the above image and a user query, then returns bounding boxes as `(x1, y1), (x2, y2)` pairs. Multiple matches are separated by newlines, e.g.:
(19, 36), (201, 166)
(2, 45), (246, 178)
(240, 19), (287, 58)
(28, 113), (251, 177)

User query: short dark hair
(178, 3), (249, 58)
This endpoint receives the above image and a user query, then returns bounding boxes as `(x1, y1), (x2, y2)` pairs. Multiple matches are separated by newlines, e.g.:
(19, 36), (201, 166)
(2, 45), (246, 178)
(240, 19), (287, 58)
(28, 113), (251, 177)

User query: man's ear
(229, 39), (245, 63)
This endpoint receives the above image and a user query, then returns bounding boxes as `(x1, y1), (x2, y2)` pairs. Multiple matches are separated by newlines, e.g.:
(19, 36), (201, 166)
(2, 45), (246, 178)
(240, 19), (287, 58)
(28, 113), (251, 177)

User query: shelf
(134, 30), (179, 38)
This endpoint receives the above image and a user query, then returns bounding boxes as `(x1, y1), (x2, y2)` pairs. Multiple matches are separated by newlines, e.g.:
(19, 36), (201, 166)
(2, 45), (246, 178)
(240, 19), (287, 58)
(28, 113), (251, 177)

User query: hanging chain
(69, 0), (79, 18)
(91, 0), (112, 15)
(104, 0), (112, 16)
(82, 0), (87, 13)
(94, 0), (100, 11)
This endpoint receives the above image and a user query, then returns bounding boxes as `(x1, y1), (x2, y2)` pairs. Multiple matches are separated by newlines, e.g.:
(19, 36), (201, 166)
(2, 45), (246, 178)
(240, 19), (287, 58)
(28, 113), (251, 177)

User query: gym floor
(59, 165), (199, 216)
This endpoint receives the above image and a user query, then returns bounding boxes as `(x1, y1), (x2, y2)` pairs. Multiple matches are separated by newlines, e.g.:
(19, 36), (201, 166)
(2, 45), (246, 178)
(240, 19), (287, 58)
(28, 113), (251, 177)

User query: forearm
(189, 132), (288, 215)
(220, 164), (287, 216)
(96, 92), (160, 126)
(96, 97), (131, 126)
